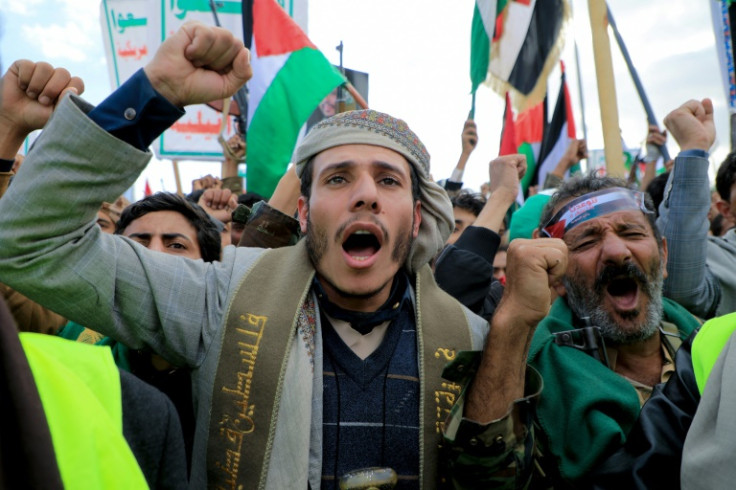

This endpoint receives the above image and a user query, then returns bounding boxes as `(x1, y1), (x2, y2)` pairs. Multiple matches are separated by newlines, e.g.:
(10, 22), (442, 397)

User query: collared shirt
(88, 69), (183, 150)
(609, 326), (677, 406)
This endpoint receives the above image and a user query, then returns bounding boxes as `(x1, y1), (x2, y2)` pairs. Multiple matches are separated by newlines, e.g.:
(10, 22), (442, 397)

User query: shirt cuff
(677, 149), (709, 159)
(450, 168), (465, 183)
(444, 366), (541, 457)
(88, 69), (184, 151)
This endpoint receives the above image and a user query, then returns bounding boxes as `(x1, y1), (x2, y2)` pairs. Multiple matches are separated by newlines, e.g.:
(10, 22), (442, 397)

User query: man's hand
(646, 125), (667, 147)
(225, 133), (246, 162)
(144, 21), (252, 108)
(488, 154), (526, 203)
(198, 188), (237, 223)
(192, 174), (222, 191)
(555, 139), (588, 174)
(461, 119), (478, 155)
(499, 238), (568, 327)
(664, 98), (715, 152)
(472, 155), (526, 234)
(0, 60), (84, 148)
(466, 238), (567, 422)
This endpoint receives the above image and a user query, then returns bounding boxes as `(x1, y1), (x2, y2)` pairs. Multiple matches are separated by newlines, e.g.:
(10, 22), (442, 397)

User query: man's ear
(297, 196), (309, 234)
(532, 228), (541, 239)
(412, 200), (422, 237)
(661, 236), (668, 280)
(716, 199), (733, 219)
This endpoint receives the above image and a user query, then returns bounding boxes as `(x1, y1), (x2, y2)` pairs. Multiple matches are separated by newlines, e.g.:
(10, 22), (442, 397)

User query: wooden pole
(172, 160), (183, 196)
(588, 0), (624, 177)
(345, 82), (369, 109)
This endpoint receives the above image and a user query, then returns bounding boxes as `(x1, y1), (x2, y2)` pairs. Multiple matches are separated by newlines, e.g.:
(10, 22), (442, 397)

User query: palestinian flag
(498, 92), (545, 200)
(498, 92), (518, 155)
(242, 0), (345, 197)
(532, 63), (576, 189)
(470, 0), (569, 112)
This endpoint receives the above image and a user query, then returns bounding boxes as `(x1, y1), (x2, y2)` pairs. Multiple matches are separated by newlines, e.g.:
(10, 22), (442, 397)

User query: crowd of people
(2, 20), (736, 490)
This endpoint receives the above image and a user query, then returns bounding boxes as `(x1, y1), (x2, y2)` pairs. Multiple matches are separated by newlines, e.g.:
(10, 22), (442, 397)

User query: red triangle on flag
(253, 0), (315, 57)
(560, 61), (576, 138)
(144, 179), (153, 197)
(514, 101), (544, 148)
(499, 92), (518, 156)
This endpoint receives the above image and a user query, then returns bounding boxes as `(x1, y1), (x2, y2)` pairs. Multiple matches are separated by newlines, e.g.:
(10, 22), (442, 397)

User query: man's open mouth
(604, 276), (640, 310)
(342, 230), (382, 261)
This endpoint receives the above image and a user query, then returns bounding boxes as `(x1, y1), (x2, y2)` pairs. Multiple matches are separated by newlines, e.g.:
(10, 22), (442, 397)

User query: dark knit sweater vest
(319, 294), (419, 489)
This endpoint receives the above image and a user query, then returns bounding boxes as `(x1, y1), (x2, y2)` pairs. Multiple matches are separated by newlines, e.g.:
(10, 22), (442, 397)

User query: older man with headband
(0, 22), (571, 489)
(499, 171), (699, 487)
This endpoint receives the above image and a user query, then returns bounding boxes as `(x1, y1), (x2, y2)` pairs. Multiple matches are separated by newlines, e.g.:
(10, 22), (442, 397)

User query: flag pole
(569, 2), (588, 143)
(345, 82), (369, 109)
(606, 3), (670, 162)
(587, 0), (624, 177)
(172, 160), (183, 196)
(210, 0), (249, 139)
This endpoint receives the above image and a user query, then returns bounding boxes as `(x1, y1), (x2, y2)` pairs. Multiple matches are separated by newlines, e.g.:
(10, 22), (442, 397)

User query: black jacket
(585, 329), (700, 489)
(434, 226), (504, 321)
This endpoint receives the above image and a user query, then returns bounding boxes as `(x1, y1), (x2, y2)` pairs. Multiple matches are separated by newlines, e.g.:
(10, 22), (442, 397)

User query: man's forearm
(465, 304), (535, 422)
(657, 151), (720, 318)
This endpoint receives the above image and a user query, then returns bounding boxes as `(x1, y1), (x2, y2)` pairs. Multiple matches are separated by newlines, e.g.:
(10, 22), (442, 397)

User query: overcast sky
(0, 0), (729, 197)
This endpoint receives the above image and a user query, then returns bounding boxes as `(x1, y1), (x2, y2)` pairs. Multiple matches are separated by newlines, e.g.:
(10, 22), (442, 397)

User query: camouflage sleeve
(440, 354), (542, 489)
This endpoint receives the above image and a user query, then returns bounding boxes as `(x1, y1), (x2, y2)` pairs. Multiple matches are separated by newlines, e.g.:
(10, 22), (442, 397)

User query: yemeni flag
(242, 0), (345, 197)
(498, 92), (545, 200)
(532, 63), (576, 189)
(470, 0), (569, 112)
(498, 92), (518, 155)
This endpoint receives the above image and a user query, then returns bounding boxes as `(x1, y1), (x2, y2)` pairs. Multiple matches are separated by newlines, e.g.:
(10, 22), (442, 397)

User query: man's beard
(304, 212), (415, 300)
(564, 258), (665, 345)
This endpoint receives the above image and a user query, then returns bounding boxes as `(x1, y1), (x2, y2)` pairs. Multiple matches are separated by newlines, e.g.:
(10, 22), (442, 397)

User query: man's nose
(600, 232), (632, 264)
(351, 175), (380, 212)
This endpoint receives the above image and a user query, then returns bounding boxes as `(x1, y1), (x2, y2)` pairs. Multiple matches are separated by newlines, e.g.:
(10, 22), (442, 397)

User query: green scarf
(527, 296), (699, 483)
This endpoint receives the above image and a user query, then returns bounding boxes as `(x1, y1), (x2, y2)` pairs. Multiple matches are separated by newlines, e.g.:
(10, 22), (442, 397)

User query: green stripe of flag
(470, 2), (491, 94)
(246, 48), (344, 197)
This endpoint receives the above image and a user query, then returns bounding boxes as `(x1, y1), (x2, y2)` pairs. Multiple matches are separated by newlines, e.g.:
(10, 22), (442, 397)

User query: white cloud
(60, 0), (101, 31)
(22, 20), (98, 63)
(0, 0), (44, 15)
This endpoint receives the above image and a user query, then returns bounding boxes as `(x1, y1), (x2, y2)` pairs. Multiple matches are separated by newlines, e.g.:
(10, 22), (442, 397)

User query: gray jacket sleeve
(0, 95), (252, 367)
(656, 153), (720, 318)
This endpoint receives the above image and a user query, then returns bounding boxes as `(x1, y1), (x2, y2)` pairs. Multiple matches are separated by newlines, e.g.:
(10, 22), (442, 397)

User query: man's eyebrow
(126, 232), (193, 242)
(318, 161), (354, 176)
(615, 221), (648, 231)
(318, 160), (407, 176)
(161, 233), (194, 242)
(372, 160), (407, 175)
(566, 225), (601, 242)
(126, 233), (151, 240)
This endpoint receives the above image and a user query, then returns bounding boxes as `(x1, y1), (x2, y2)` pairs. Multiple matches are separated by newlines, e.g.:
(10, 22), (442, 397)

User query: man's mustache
(595, 262), (649, 293)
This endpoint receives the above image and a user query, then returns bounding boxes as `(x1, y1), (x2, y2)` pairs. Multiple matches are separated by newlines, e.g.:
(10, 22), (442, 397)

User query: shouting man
(0, 22), (564, 489)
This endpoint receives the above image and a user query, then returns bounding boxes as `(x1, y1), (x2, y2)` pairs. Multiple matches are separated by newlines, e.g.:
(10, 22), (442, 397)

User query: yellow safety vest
(20, 333), (148, 489)
(691, 311), (736, 395)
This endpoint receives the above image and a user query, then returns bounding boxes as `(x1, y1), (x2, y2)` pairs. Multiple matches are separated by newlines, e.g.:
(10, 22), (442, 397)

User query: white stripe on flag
(536, 121), (571, 189)
(246, 37), (290, 128)
(476, 0), (499, 37)
(489, 0), (537, 80)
